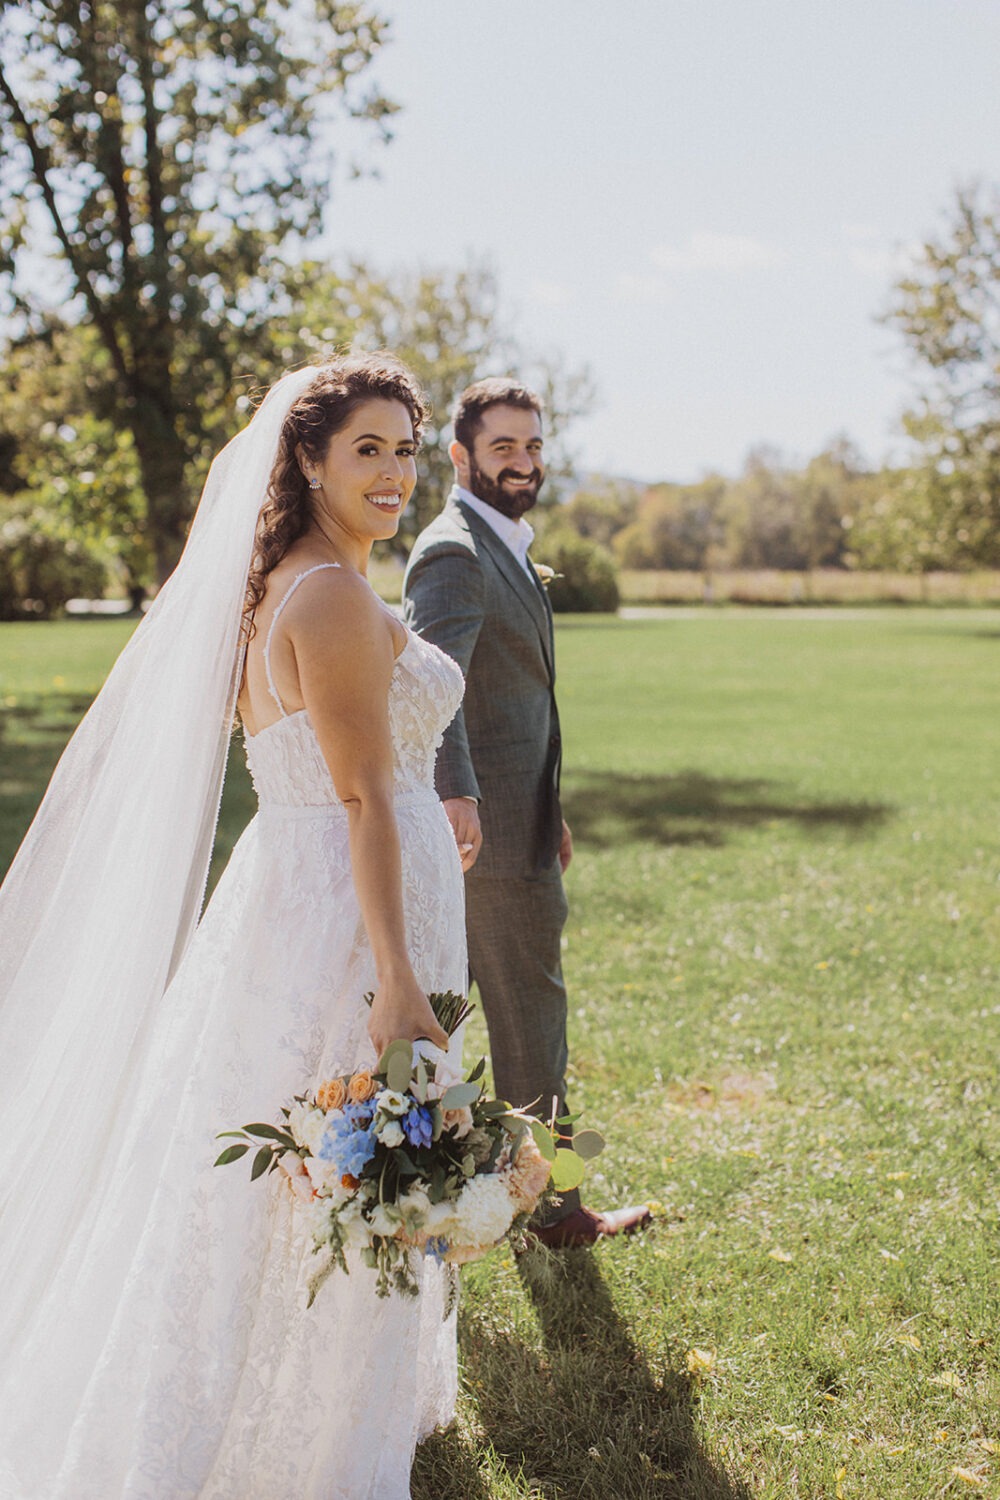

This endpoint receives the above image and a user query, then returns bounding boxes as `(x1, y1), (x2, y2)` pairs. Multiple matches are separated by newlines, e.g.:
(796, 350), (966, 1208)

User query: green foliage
(557, 479), (639, 548)
(614, 475), (728, 570)
(278, 258), (594, 545)
(530, 523), (620, 613)
(0, 258), (594, 574)
(571, 443), (866, 575)
(882, 181), (1000, 568)
(0, 0), (395, 576)
(0, 506), (107, 618)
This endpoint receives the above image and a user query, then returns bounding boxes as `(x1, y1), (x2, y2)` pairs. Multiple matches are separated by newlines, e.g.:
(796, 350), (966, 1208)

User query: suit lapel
(454, 499), (554, 680)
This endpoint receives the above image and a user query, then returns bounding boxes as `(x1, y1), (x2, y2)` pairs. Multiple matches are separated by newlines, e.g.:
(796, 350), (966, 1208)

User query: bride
(0, 354), (479, 1499)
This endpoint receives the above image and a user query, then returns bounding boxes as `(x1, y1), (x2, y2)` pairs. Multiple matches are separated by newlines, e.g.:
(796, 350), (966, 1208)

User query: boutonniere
(532, 562), (563, 588)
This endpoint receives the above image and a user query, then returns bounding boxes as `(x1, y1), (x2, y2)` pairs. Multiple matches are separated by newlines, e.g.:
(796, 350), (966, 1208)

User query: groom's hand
(443, 796), (482, 872)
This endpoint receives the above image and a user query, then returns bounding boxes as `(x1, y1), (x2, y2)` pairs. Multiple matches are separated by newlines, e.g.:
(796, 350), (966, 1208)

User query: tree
(1, 314), (150, 597)
(283, 260), (595, 544)
(0, 0), (394, 580)
(883, 182), (1000, 568)
(557, 479), (639, 549)
(613, 476), (727, 570)
(0, 257), (595, 575)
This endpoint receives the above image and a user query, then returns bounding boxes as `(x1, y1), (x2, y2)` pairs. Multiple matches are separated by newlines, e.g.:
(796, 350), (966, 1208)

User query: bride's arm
(286, 571), (449, 1056)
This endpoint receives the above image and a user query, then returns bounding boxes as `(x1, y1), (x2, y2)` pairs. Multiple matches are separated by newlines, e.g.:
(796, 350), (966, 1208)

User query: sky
(318, 0), (1000, 484)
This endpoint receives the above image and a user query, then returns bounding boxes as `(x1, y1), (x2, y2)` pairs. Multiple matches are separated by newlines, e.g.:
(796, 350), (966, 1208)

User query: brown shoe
(527, 1204), (653, 1250)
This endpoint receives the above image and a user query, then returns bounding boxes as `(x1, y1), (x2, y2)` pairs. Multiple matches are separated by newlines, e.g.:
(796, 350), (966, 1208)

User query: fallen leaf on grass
(768, 1247), (794, 1263)
(772, 1424), (817, 1444)
(686, 1347), (716, 1377)
(951, 1469), (984, 1487)
(978, 1438), (999, 1455)
(895, 1334), (922, 1350)
(835, 1464), (846, 1498)
(931, 1372), (966, 1394)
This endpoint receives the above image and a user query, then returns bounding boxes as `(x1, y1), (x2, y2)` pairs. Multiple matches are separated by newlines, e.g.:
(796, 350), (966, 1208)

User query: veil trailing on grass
(0, 364), (319, 1353)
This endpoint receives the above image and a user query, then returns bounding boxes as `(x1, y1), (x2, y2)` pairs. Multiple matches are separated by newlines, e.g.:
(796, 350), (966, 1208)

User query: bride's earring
(308, 476), (321, 490)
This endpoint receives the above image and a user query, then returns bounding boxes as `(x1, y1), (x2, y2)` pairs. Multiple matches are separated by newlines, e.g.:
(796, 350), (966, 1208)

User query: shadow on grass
(562, 769), (892, 849)
(414, 1250), (749, 1499)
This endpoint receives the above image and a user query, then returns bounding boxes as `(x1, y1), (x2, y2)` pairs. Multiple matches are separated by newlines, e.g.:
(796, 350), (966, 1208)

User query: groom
(403, 377), (650, 1247)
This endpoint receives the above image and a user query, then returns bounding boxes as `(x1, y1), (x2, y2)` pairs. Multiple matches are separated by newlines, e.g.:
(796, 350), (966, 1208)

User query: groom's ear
(449, 438), (471, 484)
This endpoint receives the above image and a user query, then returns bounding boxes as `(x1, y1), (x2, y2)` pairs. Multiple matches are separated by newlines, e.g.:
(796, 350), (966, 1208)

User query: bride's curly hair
(242, 353), (431, 640)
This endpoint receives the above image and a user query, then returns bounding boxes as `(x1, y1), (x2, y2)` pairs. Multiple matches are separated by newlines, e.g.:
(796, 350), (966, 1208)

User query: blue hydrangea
(317, 1111), (377, 1177)
(402, 1104), (434, 1149)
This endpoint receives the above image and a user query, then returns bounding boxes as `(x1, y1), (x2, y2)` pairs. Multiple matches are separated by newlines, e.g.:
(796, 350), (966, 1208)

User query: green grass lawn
(2, 610), (998, 1498)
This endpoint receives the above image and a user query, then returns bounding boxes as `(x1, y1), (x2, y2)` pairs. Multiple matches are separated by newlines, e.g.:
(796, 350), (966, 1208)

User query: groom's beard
(468, 458), (544, 520)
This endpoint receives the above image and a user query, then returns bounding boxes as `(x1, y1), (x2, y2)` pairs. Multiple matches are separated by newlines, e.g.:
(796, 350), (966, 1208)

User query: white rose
(451, 1174), (514, 1247)
(298, 1108), (331, 1154)
(377, 1120), (405, 1148)
(374, 1089), (409, 1117)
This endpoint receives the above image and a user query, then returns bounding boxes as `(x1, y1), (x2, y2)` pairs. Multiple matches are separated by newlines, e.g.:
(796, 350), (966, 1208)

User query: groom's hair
(452, 378), (544, 452)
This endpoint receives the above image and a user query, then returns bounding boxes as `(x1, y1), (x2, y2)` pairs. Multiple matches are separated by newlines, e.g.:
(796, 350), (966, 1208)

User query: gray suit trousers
(465, 859), (580, 1223)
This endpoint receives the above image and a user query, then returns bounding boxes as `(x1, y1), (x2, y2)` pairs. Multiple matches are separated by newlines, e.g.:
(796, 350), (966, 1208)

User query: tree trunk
(128, 388), (192, 585)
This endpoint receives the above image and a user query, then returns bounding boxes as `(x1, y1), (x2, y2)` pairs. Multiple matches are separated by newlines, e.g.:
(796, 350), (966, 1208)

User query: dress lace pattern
(0, 599), (467, 1500)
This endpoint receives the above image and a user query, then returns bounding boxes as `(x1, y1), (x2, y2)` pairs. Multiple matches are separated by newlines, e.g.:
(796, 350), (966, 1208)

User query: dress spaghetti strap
(262, 562), (341, 716)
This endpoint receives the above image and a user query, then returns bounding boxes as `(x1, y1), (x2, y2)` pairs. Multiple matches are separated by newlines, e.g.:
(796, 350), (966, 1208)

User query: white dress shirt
(454, 484), (535, 578)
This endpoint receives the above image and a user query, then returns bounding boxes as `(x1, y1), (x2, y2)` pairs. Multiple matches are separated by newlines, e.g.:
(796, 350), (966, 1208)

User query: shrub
(0, 510), (107, 620)
(533, 527), (620, 613)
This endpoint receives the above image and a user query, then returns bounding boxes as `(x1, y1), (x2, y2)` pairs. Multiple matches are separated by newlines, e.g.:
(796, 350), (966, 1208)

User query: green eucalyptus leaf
(214, 1143), (250, 1167)
(414, 1058), (428, 1104)
(385, 1047), (414, 1095)
(439, 1081), (481, 1110)
(529, 1118), (557, 1162)
(467, 1056), (486, 1083)
(550, 1148), (587, 1192)
(571, 1129), (606, 1161)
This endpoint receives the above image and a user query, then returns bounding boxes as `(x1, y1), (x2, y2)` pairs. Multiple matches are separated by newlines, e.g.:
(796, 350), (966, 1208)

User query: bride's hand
(367, 973), (450, 1058)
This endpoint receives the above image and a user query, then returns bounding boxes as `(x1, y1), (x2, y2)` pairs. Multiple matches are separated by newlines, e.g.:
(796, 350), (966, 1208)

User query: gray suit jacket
(402, 492), (563, 879)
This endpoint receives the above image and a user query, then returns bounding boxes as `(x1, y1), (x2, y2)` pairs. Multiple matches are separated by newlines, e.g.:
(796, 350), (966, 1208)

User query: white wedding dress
(0, 568), (467, 1500)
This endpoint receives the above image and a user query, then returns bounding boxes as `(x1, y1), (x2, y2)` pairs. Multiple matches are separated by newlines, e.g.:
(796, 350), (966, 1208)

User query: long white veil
(0, 364), (320, 1348)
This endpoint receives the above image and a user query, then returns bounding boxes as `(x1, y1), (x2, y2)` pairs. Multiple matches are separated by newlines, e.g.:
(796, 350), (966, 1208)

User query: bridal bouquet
(215, 992), (603, 1299)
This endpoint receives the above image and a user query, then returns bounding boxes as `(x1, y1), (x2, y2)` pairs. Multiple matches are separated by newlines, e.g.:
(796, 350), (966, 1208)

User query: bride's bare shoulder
(271, 560), (394, 665)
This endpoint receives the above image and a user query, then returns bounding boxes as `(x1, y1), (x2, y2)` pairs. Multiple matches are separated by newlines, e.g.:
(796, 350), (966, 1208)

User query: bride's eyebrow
(352, 432), (414, 445)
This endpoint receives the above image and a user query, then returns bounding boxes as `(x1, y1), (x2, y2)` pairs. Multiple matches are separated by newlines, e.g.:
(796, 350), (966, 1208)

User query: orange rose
(347, 1071), (378, 1104)
(341, 1173), (360, 1192)
(317, 1077), (347, 1111)
(506, 1137), (553, 1213)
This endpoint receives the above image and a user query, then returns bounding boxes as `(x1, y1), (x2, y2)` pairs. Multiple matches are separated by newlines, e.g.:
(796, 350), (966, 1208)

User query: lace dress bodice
(244, 566), (463, 809)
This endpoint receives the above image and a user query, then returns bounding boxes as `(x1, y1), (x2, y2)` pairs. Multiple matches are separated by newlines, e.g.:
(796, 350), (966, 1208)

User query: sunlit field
(2, 610), (998, 1498)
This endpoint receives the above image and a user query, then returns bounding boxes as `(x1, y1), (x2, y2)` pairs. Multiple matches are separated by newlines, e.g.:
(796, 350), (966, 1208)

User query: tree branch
(0, 62), (131, 388)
